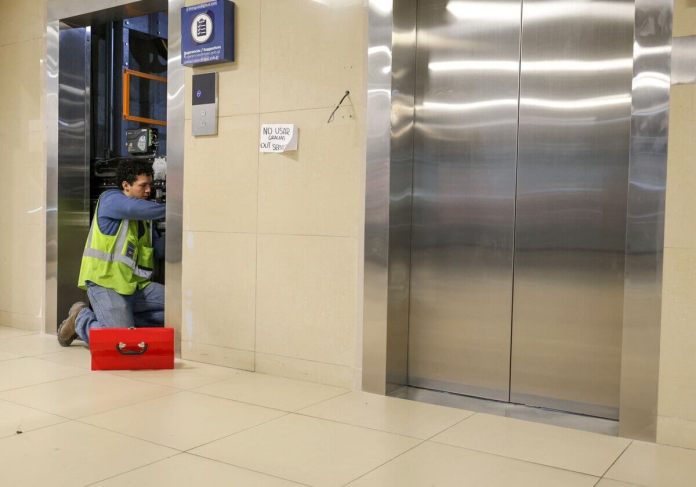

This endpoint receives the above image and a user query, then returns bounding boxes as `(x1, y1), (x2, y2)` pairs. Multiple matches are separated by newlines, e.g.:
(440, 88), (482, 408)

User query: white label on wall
(259, 124), (298, 153)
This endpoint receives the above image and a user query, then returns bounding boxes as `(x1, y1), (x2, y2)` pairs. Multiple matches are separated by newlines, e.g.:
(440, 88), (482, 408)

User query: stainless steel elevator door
(510, 0), (633, 419)
(407, 0), (522, 401)
(57, 27), (91, 322)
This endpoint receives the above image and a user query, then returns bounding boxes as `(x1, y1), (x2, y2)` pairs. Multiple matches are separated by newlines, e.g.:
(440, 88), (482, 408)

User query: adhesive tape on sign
(191, 13), (213, 44)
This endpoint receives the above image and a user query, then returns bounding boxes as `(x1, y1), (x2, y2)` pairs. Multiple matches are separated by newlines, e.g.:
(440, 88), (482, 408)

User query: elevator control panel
(192, 72), (218, 136)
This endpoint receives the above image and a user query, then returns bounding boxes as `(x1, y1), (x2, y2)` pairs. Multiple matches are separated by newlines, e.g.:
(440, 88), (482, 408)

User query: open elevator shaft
(57, 12), (168, 322)
(404, 0), (633, 419)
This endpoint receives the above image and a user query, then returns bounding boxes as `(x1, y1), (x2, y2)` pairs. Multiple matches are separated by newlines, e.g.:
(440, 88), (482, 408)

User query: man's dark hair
(116, 159), (154, 188)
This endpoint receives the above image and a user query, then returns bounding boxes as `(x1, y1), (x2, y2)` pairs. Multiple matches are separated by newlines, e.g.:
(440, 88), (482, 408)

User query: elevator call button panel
(192, 72), (218, 136)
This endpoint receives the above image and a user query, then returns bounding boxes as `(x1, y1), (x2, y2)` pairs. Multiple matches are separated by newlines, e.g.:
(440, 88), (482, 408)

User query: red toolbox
(90, 327), (174, 370)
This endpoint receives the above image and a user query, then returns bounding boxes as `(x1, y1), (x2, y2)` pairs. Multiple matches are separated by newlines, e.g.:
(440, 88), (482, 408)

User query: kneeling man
(57, 159), (166, 346)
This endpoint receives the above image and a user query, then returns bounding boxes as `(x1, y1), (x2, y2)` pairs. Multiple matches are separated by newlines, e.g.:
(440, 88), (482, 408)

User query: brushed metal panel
(56, 27), (91, 324)
(46, 21), (59, 333)
(362, 0), (394, 394)
(166, 0), (185, 352)
(407, 0), (522, 401)
(619, 0), (672, 441)
(386, 0), (417, 391)
(511, 0), (634, 418)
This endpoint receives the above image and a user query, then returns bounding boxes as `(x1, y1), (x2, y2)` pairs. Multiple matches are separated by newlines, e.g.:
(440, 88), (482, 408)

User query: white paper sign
(259, 124), (298, 153)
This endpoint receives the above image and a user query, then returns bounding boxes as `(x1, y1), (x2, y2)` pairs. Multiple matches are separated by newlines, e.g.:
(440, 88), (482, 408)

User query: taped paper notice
(260, 124), (298, 153)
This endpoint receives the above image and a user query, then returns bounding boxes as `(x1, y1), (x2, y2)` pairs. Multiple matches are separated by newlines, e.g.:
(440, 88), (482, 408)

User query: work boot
(57, 301), (87, 347)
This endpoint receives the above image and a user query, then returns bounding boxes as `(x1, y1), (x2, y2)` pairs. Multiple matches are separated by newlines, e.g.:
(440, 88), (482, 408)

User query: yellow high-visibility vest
(77, 197), (154, 295)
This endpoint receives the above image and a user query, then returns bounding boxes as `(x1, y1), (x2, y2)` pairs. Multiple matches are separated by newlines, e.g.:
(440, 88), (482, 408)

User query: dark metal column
(57, 27), (91, 323)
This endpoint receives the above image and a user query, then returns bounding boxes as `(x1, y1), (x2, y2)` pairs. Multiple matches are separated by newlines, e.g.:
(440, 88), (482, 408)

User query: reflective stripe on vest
(82, 216), (153, 280)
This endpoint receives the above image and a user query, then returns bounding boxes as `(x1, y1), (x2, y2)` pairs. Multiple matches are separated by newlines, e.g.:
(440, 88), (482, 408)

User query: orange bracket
(122, 69), (167, 126)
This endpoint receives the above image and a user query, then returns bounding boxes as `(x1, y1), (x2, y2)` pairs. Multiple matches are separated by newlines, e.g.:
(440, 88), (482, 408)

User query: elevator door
(407, 0), (522, 401)
(407, 0), (631, 418)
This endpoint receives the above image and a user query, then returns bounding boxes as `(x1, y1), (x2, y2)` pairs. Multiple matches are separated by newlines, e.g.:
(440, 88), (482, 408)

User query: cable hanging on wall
(327, 90), (351, 123)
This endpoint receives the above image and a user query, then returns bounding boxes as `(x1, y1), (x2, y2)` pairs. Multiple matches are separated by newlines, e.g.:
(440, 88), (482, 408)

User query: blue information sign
(181, 0), (235, 66)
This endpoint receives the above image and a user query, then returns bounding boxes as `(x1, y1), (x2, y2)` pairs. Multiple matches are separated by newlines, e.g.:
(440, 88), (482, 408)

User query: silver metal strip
(362, 0), (394, 394)
(385, 0), (417, 392)
(166, 0), (184, 351)
(619, 0), (673, 440)
(45, 19), (59, 333)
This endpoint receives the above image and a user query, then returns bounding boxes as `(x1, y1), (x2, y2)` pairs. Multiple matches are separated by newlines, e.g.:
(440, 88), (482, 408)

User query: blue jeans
(75, 282), (165, 344)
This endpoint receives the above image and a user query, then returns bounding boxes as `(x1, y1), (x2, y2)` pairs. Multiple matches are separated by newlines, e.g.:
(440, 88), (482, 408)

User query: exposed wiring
(327, 90), (351, 123)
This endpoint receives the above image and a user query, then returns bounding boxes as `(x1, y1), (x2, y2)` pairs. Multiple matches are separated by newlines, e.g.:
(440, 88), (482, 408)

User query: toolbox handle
(116, 341), (148, 355)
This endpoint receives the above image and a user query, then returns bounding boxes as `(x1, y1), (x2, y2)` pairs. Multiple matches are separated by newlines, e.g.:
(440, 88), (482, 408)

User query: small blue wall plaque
(181, 0), (235, 67)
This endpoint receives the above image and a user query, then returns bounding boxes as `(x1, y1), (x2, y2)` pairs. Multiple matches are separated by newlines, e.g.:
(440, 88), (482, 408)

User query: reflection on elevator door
(406, 0), (632, 420)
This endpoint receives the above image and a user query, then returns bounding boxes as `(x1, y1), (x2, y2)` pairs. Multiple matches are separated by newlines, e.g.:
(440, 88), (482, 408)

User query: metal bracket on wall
(122, 68), (167, 125)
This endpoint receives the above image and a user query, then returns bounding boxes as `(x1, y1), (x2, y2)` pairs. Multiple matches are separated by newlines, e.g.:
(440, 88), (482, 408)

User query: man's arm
(99, 190), (166, 221)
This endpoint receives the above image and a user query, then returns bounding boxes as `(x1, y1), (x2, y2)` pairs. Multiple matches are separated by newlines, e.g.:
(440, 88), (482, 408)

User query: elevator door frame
(363, 0), (673, 441)
(45, 0), (184, 351)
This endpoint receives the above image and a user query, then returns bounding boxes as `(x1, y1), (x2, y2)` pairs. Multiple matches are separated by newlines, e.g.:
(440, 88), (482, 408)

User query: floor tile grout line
(0, 416), (73, 440)
(426, 438), (607, 478)
(422, 411), (480, 441)
(291, 405), (476, 442)
(185, 388), (315, 414)
(81, 451), (183, 487)
(0, 395), (83, 423)
(0, 386), (182, 424)
(0, 368), (91, 395)
(339, 410), (483, 485)
(342, 438), (429, 486)
(182, 411), (293, 452)
(73, 417), (189, 452)
(337, 410), (481, 486)
(185, 450), (312, 487)
(97, 370), (238, 391)
(293, 389), (353, 412)
(289, 411), (427, 441)
(599, 439), (634, 481)
(74, 387), (301, 427)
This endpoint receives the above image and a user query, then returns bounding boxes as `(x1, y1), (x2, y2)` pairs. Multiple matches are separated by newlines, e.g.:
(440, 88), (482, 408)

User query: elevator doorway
(404, 0), (632, 419)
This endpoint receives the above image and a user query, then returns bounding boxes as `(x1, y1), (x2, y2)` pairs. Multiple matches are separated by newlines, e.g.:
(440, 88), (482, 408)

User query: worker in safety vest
(57, 159), (166, 346)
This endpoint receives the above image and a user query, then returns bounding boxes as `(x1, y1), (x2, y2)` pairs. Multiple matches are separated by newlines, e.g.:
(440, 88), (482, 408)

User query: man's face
(122, 174), (153, 199)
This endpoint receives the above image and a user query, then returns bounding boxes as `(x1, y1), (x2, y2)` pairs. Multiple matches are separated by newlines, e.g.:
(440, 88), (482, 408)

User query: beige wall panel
(0, 224), (43, 325)
(184, 0), (261, 120)
(659, 0), (696, 443)
(0, 310), (42, 330)
(664, 86), (696, 249)
(0, 39), (43, 122)
(657, 416), (696, 449)
(183, 116), (260, 233)
(258, 107), (361, 237)
(182, 341), (255, 370)
(10, 224), (44, 316)
(673, 0), (696, 36)
(259, 0), (366, 113)
(0, 0), (45, 47)
(255, 351), (355, 389)
(658, 247), (696, 421)
(0, 31), (44, 329)
(181, 231), (256, 353)
(256, 234), (358, 367)
(7, 148), (45, 228)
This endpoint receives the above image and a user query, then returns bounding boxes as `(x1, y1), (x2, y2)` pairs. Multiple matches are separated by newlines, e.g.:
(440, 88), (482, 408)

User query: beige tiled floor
(0, 328), (695, 487)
